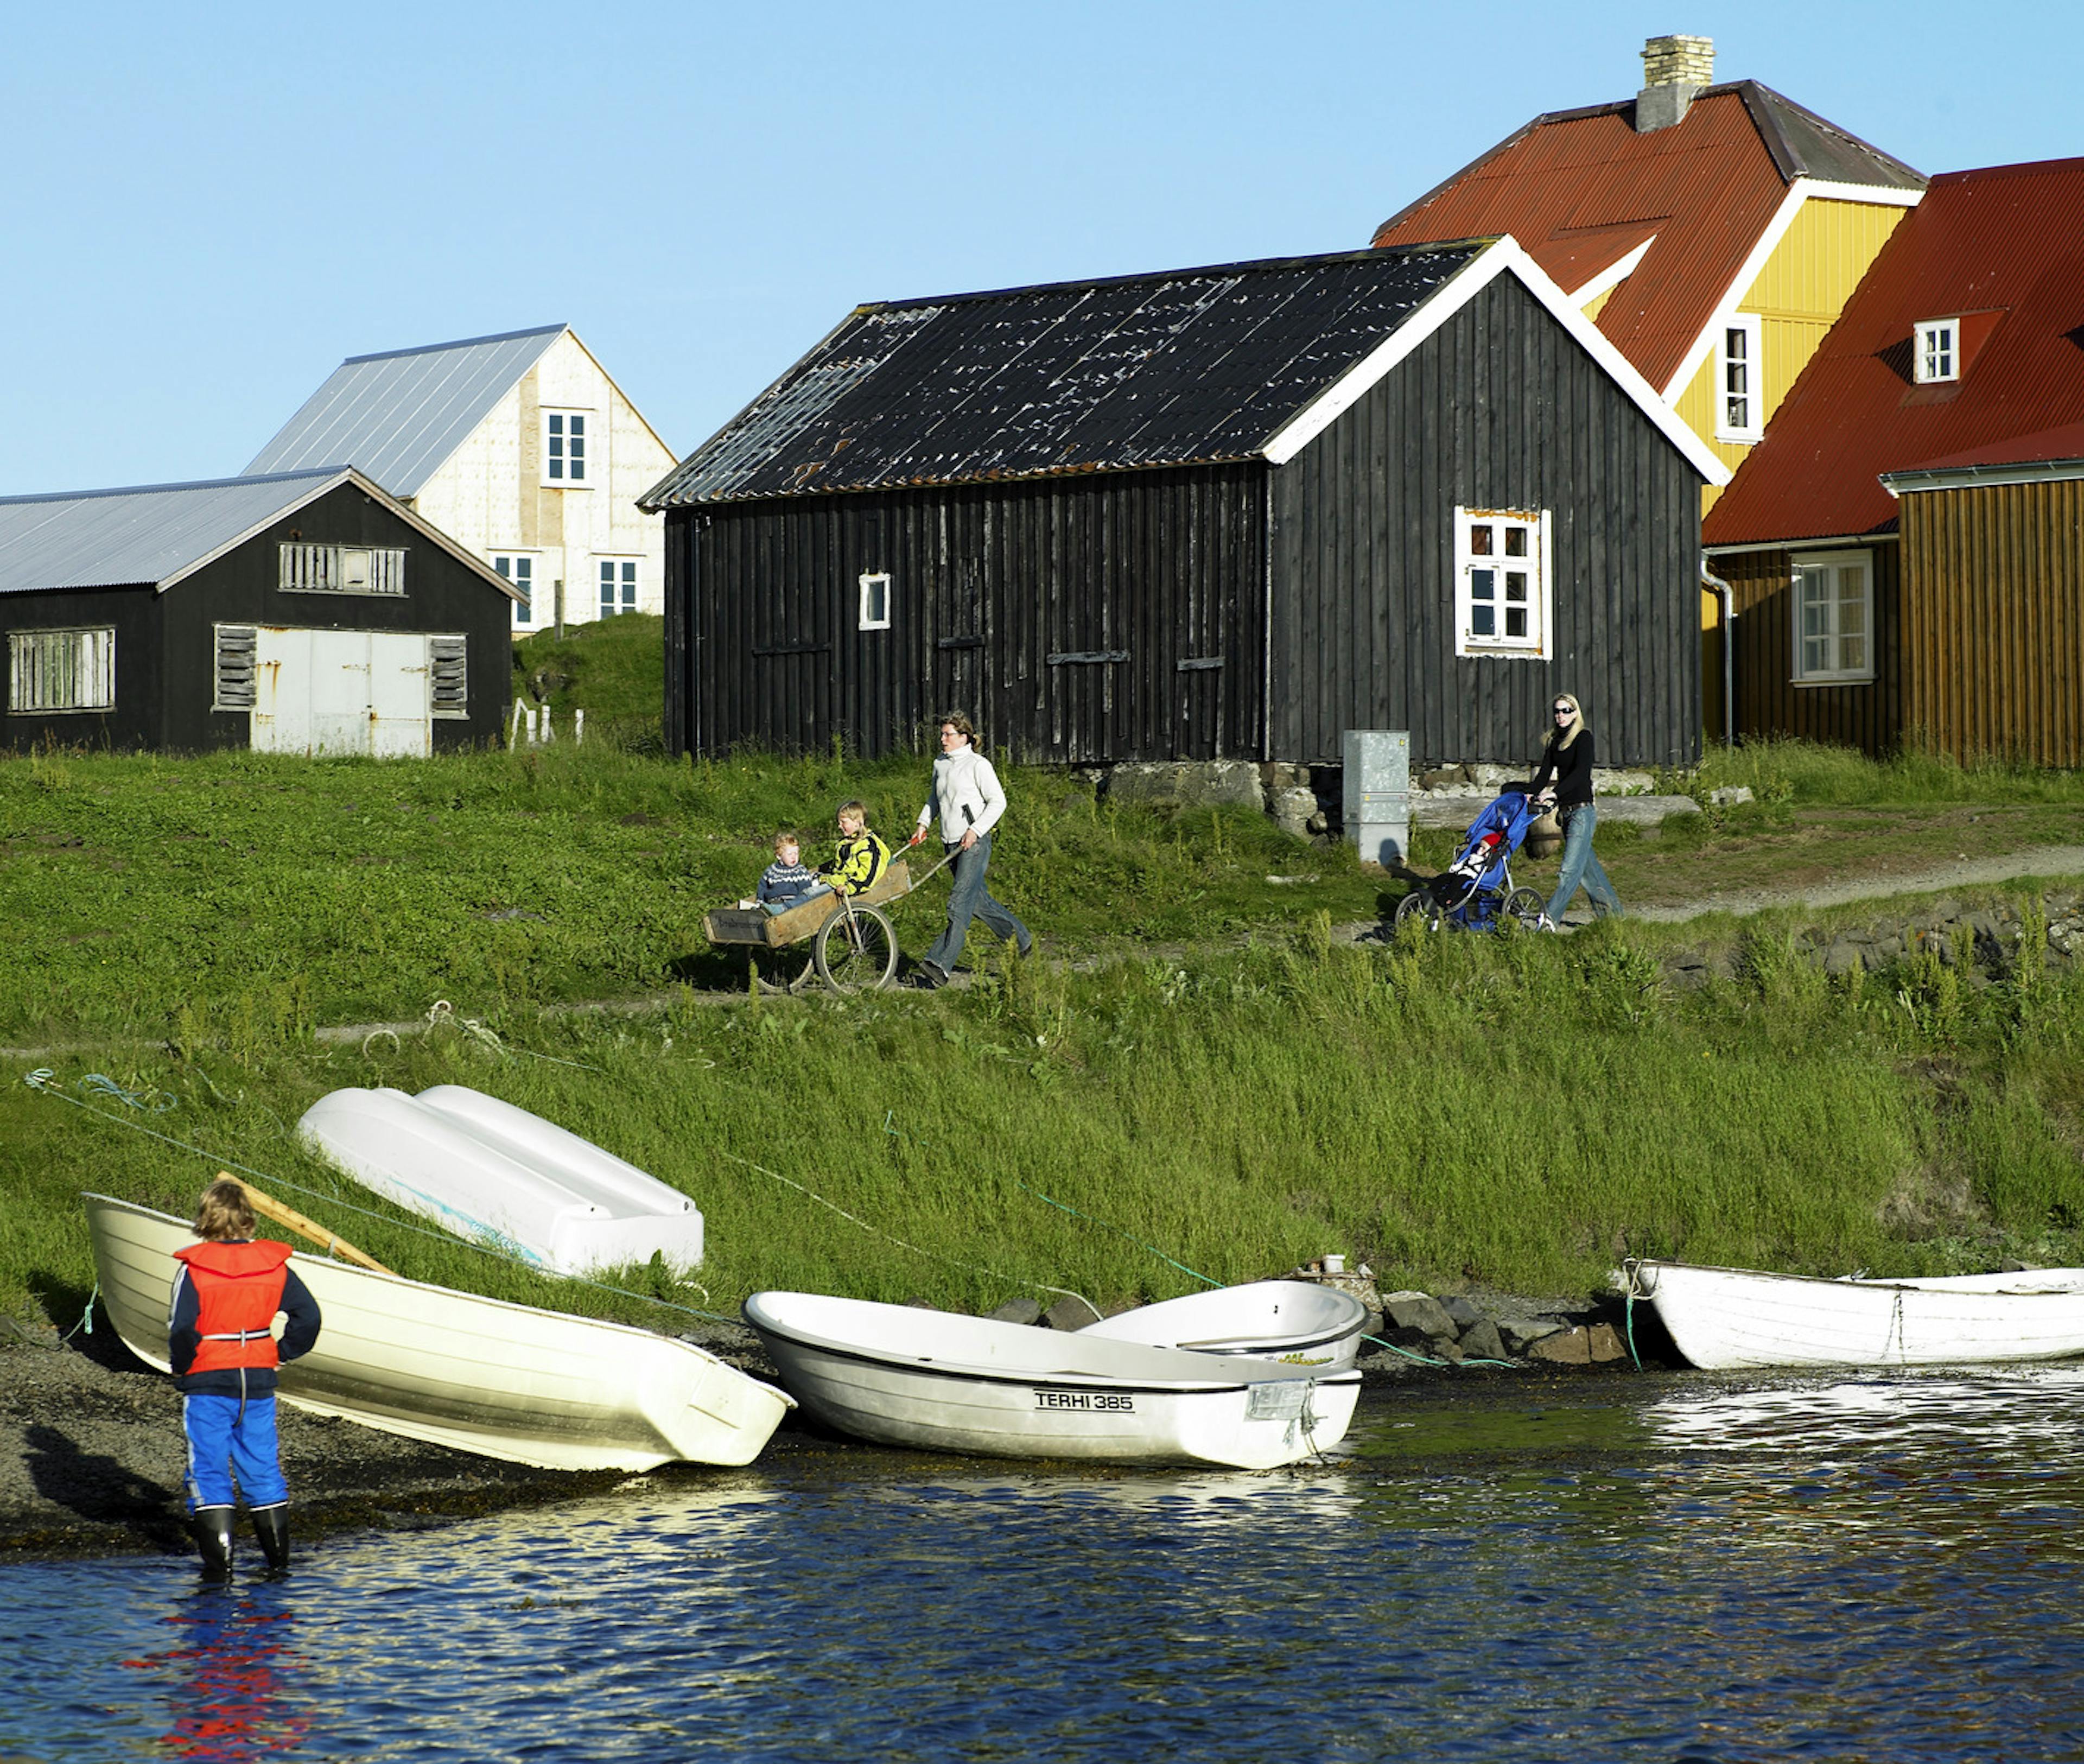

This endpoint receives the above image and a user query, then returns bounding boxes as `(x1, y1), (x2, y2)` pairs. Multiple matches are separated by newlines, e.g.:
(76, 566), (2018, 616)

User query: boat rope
(715, 1148), (1098, 1317)
(3, 1283), (99, 1350)
(1619, 1259), (1644, 1370)
(422, 1000), (606, 1074)
(22, 1070), (739, 1330)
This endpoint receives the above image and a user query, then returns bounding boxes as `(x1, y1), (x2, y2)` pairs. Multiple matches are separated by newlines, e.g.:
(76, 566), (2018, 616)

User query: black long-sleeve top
(1530, 729), (1595, 808)
(170, 1261), (322, 1396)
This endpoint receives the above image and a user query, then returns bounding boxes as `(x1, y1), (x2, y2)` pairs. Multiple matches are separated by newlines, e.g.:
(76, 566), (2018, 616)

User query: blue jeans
(183, 1392), (288, 1512)
(1545, 802), (1623, 923)
(923, 833), (1029, 975)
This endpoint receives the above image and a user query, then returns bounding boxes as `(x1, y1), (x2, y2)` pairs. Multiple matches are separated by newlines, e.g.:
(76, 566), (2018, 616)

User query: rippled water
(8, 1369), (2084, 1762)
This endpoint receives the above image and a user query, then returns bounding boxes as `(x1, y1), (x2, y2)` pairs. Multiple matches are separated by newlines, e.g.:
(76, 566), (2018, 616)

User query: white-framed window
(598, 559), (638, 618)
(429, 635), (468, 718)
(1792, 550), (1874, 684)
(279, 543), (405, 596)
(1717, 313), (1764, 442)
(1453, 508), (1551, 659)
(493, 554), (536, 624)
(543, 410), (590, 484)
(213, 624), (257, 710)
(859, 570), (892, 631)
(9, 626), (115, 712)
(1915, 318), (1959, 384)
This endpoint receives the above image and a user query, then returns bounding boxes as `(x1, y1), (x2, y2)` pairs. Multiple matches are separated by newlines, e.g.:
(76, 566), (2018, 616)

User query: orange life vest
(175, 1239), (293, 1375)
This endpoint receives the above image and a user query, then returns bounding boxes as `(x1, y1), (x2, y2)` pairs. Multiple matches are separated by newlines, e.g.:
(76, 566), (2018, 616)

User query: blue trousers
(183, 1392), (288, 1512)
(923, 833), (1030, 975)
(1545, 802), (1624, 923)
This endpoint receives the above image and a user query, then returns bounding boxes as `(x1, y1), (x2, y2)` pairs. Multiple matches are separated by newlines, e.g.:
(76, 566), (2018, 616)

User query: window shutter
(214, 625), (257, 709)
(429, 636), (468, 716)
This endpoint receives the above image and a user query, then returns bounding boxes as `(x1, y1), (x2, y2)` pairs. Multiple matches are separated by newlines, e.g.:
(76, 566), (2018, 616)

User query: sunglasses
(1553, 706), (1573, 716)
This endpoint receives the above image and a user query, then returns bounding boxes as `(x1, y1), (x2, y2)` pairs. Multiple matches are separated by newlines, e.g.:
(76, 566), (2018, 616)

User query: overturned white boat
(742, 1291), (1360, 1469)
(1079, 1280), (1371, 1369)
(1624, 1258), (2084, 1372)
(85, 1194), (791, 1473)
(296, 1084), (703, 1277)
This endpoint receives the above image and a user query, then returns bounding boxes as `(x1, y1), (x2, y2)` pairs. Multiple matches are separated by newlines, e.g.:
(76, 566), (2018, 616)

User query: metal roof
(0, 470), (349, 597)
(1372, 83), (1925, 396)
(641, 246), (1491, 507)
(243, 324), (568, 497)
(1705, 158), (2084, 546)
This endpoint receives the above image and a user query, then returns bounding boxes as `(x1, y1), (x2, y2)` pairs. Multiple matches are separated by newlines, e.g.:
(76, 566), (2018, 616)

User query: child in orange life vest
(169, 1179), (322, 1581)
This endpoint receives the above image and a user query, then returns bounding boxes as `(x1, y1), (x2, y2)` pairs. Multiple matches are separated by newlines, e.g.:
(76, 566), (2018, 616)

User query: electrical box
(1342, 730), (1409, 867)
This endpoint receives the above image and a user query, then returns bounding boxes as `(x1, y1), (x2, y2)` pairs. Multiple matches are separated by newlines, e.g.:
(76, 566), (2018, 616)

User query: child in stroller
(1395, 788), (1552, 932)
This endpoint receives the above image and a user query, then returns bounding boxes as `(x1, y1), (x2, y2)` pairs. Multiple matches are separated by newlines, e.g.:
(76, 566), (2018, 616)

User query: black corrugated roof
(641, 244), (1488, 506)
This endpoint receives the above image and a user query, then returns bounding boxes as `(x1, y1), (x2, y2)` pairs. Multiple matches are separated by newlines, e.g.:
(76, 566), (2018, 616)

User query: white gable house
(245, 325), (674, 631)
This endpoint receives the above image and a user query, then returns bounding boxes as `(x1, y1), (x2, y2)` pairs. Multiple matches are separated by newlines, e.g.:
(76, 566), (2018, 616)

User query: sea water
(5, 1368), (2082, 1762)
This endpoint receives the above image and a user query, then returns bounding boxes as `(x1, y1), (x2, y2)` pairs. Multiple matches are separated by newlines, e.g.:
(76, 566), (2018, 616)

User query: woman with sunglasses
(1529, 692), (1623, 927)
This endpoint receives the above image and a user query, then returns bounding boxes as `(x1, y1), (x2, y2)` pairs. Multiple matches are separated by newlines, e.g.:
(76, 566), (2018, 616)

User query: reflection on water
(5, 1372), (2083, 1763)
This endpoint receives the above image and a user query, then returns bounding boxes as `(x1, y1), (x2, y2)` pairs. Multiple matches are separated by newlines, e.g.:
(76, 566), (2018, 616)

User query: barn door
(933, 557), (986, 725)
(250, 627), (432, 757)
(1173, 572), (1227, 759)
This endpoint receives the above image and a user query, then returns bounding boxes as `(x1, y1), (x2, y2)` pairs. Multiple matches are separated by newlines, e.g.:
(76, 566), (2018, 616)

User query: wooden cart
(703, 862), (912, 994)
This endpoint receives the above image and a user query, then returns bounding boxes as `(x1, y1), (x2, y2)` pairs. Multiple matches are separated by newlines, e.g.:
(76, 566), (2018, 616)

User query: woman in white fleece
(906, 712), (1031, 988)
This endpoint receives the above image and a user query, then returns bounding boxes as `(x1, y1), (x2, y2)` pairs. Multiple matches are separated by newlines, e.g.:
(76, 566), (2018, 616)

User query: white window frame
(542, 409), (593, 486)
(8, 626), (115, 713)
(1452, 508), (1551, 659)
(493, 553), (538, 625)
(1717, 313), (1764, 442)
(1791, 549), (1875, 685)
(858, 570), (892, 631)
(1914, 318), (1959, 384)
(279, 542), (406, 596)
(598, 557), (639, 618)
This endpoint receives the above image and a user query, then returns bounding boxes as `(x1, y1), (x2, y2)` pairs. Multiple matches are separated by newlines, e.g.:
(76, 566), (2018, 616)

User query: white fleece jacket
(916, 744), (1007, 842)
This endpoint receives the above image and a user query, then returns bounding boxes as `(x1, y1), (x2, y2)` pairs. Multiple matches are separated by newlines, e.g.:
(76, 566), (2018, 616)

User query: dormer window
(1915, 319), (1959, 384)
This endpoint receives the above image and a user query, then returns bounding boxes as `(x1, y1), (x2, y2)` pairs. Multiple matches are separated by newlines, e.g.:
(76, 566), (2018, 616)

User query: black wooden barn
(1, 468), (519, 754)
(642, 242), (1728, 769)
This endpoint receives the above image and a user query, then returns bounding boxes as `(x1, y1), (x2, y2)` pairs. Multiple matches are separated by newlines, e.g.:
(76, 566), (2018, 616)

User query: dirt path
(1625, 843), (2084, 924)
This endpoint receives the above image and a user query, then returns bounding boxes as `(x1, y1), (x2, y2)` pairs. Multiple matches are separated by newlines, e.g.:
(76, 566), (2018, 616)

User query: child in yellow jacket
(817, 800), (892, 896)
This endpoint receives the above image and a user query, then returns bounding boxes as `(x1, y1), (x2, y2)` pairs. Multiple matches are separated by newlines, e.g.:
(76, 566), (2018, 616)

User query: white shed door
(251, 628), (432, 757)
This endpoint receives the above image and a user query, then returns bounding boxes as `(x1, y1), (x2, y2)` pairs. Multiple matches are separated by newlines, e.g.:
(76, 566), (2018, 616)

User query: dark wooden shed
(643, 242), (1726, 769)
(1, 468), (519, 755)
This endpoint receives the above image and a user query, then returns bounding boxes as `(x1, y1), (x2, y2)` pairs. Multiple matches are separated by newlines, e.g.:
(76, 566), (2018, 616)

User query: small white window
(599, 559), (638, 618)
(279, 543), (405, 595)
(213, 625), (257, 710)
(1792, 551), (1874, 684)
(543, 411), (590, 484)
(9, 626), (115, 712)
(429, 635), (468, 718)
(1453, 509), (1551, 659)
(859, 570), (892, 631)
(1717, 314), (1764, 442)
(1915, 319), (1958, 384)
(494, 554), (536, 625)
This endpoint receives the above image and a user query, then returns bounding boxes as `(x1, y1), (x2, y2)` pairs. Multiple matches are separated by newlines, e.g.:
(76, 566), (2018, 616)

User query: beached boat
(296, 1084), (704, 1276)
(742, 1291), (1360, 1468)
(1078, 1280), (1371, 1369)
(84, 1194), (791, 1472)
(1624, 1258), (2084, 1372)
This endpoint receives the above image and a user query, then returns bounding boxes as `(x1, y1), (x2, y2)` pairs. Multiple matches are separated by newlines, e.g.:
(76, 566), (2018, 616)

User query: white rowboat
(742, 1291), (1359, 1468)
(1625, 1258), (2084, 1372)
(1078, 1280), (1371, 1369)
(85, 1194), (791, 1472)
(296, 1084), (704, 1277)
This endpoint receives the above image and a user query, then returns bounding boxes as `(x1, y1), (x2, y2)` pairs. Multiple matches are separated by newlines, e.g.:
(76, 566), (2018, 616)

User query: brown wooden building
(1704, 158), (2084, 762)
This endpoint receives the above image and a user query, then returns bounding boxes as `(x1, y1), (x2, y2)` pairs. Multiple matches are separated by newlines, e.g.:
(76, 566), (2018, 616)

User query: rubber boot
(251, 1505), (291, 1579)
(191, 1506), (236, 1583)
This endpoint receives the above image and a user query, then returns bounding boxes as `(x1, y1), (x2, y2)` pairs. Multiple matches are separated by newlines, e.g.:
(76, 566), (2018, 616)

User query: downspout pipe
(1700, 559), (1736, 748)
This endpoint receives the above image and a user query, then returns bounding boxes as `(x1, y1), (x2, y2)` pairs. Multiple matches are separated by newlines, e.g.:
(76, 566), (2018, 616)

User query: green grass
(511, 611), (667, 744)
(1682, 737), (2084, 808)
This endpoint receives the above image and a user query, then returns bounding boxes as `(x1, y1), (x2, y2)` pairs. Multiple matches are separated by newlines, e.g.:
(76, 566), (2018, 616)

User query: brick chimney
(1635, 34), (1714, 131)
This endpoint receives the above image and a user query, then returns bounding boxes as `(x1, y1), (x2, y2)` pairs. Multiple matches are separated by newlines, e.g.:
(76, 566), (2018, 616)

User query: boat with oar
(1077, 1280), (1371, 1369)
(742, 1291), (1360, 1468)
(84, 1192), (792, 1472)
(1622, 1258), (2084, 1371)
(296, 1084), (704, 1277)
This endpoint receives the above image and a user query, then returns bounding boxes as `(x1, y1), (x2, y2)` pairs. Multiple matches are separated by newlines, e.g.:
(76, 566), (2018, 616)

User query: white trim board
(1882, 459), (2084, 495)
(1261, 236), (1729, 485)
(1569, 236), (1655, 307)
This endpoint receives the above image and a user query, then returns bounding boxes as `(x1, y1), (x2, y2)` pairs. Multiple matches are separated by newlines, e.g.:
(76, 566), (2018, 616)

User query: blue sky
(5, 0), (2078, 493)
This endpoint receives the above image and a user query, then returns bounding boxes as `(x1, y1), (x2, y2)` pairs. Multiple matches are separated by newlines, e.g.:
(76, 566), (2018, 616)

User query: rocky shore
(2, 1280), (1650, 1562)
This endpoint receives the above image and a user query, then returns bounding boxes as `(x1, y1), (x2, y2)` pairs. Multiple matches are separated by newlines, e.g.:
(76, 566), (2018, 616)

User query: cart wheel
(751, 950), (816, 995)
(814, 905), (899, 992)
(1395, 888), (1447, 932)
(1504, 887), (1548, 931)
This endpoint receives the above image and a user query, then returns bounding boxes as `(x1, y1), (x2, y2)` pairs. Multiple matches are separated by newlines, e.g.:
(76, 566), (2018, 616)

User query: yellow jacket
(818, 829), (891, 895)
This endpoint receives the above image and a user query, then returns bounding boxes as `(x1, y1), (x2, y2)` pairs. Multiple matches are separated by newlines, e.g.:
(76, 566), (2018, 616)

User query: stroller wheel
(1395, 888), (1449, 933)
(1504, 887), (1548, 931)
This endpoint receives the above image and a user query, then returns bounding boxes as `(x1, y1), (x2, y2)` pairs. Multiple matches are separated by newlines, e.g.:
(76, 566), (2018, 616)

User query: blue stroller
(1395, 789), (1551, 932)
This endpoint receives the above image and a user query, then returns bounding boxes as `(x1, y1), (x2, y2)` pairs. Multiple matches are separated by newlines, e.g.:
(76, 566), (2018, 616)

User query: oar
(221, 1171), (395, 1274)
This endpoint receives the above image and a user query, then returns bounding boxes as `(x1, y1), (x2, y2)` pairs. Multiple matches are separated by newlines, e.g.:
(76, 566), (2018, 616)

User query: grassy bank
(7, 905), (2082, 1334)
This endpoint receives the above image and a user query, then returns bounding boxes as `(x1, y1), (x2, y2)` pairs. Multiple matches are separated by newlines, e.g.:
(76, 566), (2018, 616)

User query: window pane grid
(1455, 509), (1546, 657)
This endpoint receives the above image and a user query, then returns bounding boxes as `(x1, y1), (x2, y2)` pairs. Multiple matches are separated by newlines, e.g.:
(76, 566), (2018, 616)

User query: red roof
(1373, 83), (1922, 395)
(1705, 157), (2084, 545)
(1893, 420), (2084, 477)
